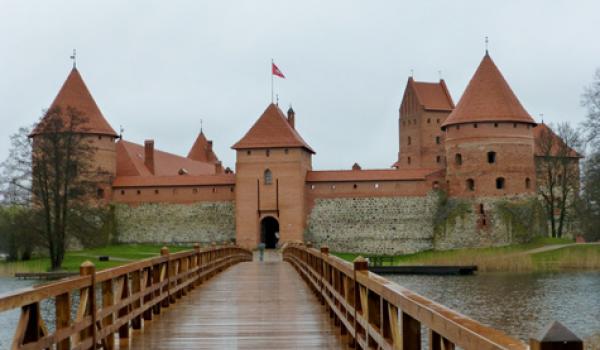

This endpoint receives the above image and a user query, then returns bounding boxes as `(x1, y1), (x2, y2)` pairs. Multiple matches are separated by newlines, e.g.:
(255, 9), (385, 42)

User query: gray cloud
(1, 1), (598, 170)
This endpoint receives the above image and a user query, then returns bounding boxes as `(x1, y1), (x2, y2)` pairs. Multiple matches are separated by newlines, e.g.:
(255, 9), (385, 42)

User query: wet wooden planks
(120, 260), (346, 349)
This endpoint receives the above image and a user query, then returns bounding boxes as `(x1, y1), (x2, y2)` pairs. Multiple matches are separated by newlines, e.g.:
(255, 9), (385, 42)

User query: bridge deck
(120, 257), (345, 349)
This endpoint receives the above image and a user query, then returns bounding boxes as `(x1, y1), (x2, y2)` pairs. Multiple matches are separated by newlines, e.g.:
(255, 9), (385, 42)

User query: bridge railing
(283, 243), (584, 350)
(0, 243), (252, 350)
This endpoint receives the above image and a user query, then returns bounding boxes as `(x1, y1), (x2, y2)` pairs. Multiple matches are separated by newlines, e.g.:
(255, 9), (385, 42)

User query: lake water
(0, 272), (598, 348)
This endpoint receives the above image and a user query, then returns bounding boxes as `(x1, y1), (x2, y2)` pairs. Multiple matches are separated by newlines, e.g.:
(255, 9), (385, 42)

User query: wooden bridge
(0, 243), (584, 350)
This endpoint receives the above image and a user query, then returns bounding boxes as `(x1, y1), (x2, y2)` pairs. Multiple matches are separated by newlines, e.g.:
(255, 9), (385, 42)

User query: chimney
(287, 106), (295, 129)
(144, 140), (155, 174)
(215, 161), (223, 174)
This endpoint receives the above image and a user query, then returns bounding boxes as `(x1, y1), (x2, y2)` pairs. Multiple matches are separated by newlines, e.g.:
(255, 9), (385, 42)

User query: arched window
(455, 153), (462, 165)
(408, 136), (412, 145)
(436, 155), (441, 163)
(264, 169), (273, 185)
(466, 179), (475, 191)
(525, 177), (531, 189)
(435, 136), (441, 144)
(407, 157), (411, 165)
(487, 151), (496, 164)
(496, 177), (505, 189)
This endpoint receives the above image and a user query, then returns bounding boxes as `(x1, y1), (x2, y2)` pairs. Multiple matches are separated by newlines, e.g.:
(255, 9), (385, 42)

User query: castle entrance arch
(260, 216), (279, 249)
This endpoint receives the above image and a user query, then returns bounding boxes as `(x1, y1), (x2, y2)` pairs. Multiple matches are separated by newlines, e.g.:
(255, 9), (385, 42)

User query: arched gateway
(260, 216), (279, 249)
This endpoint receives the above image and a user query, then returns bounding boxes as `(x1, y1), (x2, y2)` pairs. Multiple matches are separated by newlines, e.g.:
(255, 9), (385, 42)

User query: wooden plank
(120, 260), (345, 349)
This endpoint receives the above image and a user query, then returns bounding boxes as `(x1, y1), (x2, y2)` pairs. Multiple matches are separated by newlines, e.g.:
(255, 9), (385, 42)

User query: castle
(30, 52), (579, 253)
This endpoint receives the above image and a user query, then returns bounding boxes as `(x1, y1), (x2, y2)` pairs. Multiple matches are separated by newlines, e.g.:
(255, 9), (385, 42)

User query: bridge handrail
(1, 244), (253, 350)
(282, 243), (584, 350)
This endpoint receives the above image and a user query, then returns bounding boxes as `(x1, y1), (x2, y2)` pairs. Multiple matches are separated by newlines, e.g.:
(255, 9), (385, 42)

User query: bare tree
(1, 106), (106, 269)
(582, 68), (600, 150)
(535, 123), (583, 238)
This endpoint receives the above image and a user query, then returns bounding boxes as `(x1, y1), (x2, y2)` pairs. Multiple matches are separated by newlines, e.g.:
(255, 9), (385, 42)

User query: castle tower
(232, 104), (314, 249)
(441, 53), (536, 197)
(395, 78), (454, 169)
(30, 68), (118, 200)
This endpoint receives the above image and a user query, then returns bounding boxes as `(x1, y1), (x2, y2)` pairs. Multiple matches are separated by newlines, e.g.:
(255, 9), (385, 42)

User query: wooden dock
(121, 259), (345, 349)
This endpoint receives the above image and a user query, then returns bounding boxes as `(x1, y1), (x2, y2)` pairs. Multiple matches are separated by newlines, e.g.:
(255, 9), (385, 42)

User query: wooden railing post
(131, 269), (142, 330)
(56, 291), (71, 350)
(143, 266), (153, 321)
(353, 256), (368, 347)
(101, 276), (114, 349)
(79, 261), (96, 349)
(530, 321), (583, 350)
(193, 243), (201, 287)
(160, 247), (171, 308)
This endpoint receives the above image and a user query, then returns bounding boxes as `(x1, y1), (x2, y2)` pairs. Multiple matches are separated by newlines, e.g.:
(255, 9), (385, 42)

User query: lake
(0, 271), (599, 348)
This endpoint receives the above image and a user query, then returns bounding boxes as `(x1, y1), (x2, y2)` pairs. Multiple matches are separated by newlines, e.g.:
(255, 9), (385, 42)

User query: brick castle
(30, 52), (579, 253)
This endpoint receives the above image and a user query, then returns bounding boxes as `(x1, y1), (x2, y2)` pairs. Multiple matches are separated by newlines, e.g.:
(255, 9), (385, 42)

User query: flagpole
(271, 58), (274, 103)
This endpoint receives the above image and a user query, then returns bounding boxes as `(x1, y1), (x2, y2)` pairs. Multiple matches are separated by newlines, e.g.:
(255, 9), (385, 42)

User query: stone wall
(114, 201), (235, 244)
(433, 195), (545, 250)
(305, 194), (438, 255)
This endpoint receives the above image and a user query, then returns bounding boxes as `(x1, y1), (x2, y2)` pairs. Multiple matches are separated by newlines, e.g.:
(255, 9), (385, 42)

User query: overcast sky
(1, 1), (598, 171)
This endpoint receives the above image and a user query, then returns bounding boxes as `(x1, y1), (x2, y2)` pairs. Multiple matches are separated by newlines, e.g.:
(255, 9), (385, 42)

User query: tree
(535, 123), (583, 238)
(1, 106), (106, 269)
(582, 68), (600, 150)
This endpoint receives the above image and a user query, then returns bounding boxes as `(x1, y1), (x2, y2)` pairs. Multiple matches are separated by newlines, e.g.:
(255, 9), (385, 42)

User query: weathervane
(410, 69), (414, 78)
(200, 118), (203, 133)
(438, 70), (443, 80)
(540, 113), (544, 124)
(70, 49), (77, 69)
(119, 125), (124, 139)
(485, 36), (489, 54)
(276, 94), (279, 105)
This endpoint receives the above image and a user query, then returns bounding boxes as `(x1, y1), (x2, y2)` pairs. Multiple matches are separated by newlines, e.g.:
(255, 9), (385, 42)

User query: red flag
(272, 63), (285, 78)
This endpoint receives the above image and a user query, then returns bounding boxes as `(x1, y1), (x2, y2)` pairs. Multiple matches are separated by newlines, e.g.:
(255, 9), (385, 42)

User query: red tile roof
(232, 104), (315, 153)
(112, 174), (235, 188)
(116, 140), (216, 177)
(442, 54), (535, 129)
(31, 68), (117, 137)
(187, 131), (220, 163)
(411, 78), (455, 111)
(306, 168), (438, 182)
(533, 123), (583, 158)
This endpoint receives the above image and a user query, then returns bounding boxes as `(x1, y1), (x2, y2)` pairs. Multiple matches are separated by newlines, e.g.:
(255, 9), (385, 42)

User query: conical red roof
(441, 53), (535, 129)
(187, 131), (219, 163)
(31, 68), (117, 136)
(232, 104), (315, 153)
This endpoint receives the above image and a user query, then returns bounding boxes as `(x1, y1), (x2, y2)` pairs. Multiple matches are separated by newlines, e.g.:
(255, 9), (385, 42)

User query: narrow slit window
(264, 169), (273, 185)
(496, 177), (505, 189)
(455, 153), (462, 165)
(487, 151), (496, 164)
(466, 179), (475, 191)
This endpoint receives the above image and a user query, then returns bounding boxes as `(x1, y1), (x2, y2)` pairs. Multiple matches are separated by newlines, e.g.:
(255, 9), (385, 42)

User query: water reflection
(387, 271), (600, 342)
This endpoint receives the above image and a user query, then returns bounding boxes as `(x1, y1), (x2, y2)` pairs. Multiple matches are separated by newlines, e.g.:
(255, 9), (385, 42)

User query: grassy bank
(333, 238), (600, 272)
(0, 244), (191, 275)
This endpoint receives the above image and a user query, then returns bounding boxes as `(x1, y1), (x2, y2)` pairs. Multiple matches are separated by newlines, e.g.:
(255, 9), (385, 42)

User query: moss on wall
(433, 190), (471, 239)
(495, 198), (547, 243)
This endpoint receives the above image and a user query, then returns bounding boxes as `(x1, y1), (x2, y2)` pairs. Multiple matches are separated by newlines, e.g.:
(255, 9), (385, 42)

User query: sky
(1, 1), (599, 171)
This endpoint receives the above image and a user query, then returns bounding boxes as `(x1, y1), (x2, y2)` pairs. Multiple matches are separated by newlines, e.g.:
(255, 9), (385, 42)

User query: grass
(333, 237), (600, 272)
(0, 244), (192, 275)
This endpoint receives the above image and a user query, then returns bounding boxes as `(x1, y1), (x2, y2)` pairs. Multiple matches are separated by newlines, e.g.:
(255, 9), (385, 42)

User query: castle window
(353, 184), (357, 189)
(487, 151), (496, 164)
(98, 135), (102, 140)
(494, 123), (499, 128)
(284, 148), (289, 154)
(408, 157), (411, 165)
(230, 187), (234, 192)
(479, 203), (484, 214)
(427, 118), (431, 124)
(436, 155), (441, 163)
(496, 177), (505, 190)
(375, 183), (379, 189)
(513, 123), (517, 128)
(525, 177), (531, 189)
(266, 149), (270, 157)
(456, 125), (460, 130)
(466, 179), (475, 191)
(455, 153), (462, 165)
(121, 190), (125, 195)
(137, 190), (141, 195)
(408, 136), (412, 145)
(247, 150), (251, 155)
(474, 123), (478, 128)
(435, 136), (441, 144)
(264, 169), (273, 185)
(212, 187), (216, 193)
(437, 119), (440, 124)
(155, 189), (159, 194)
(96, 188), (104, 199)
